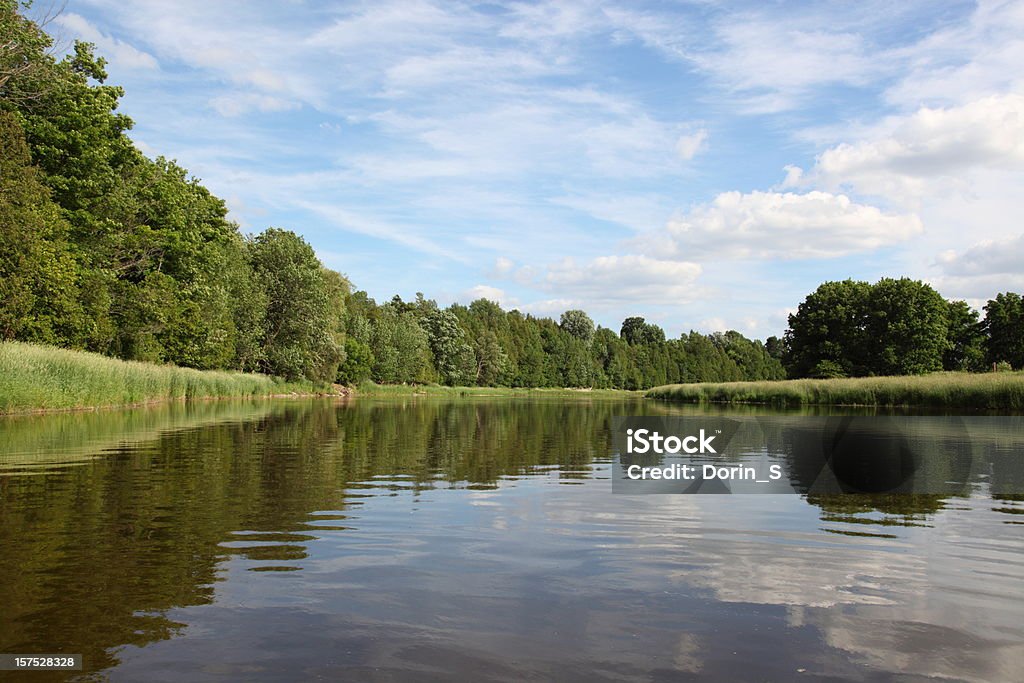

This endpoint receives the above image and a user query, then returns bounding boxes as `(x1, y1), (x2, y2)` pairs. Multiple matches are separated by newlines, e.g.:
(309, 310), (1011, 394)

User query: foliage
(865, 278), (948, 375)
(560, 309), (595, 344)
(0, 110), (82, 343)
(621, 316), (665, 345)
(421, 307), (475, 385)
(370, 304), (430, 384)
(983, 292), (1024, 369)
(337, 337), (373, 385)
(784, 279), (872, 377)
(248, 229), (344, 381)
(944, 300), (985, 372)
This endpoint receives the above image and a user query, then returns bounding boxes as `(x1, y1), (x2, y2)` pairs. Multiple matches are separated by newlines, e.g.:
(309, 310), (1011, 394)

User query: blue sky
(46, 0), (1024, 339)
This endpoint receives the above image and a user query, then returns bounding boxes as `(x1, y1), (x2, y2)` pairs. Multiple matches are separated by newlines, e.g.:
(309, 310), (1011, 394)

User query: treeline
(777, 279), (1024, 378)
(0, 3), (780, 389)
(337, 295), (784, 388)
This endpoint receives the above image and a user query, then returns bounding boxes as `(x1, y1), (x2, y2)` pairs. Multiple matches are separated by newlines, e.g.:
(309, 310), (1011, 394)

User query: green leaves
(248, 229), (344, 381)
(983, 293), (1024, 369)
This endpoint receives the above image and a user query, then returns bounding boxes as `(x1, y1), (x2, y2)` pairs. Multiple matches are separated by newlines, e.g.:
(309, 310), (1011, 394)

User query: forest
(1, 2), (1021, 390)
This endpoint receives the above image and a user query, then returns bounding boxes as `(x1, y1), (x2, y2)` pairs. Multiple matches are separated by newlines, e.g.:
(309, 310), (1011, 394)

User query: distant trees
(560, 310), (595, 344)
(621, 316), (665, 345)
(944, 300), (985, 372)
(983, 293), (1024, 369)
(248, 229), (344, 381)
(421, 307), (475, 386)
(784, 279), (1019, 377)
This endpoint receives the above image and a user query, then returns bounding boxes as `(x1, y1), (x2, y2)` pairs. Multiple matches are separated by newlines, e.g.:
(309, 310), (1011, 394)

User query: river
(1, 398), (1021, 681)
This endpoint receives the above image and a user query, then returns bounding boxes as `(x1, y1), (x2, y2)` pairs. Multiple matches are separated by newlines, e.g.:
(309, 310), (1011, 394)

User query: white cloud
(55, 13), (158, 70)
(491, 257), (515, 278)
(657, 190), (922, 260)
(518, 298), (583, 317)
(543, 255), (703, 305)
(296, 201), (467, 263)
(938, 233), (1024, 277)
(796, 94), (1024, 202)
(698, 317), (727, 333)
(550, 192), (674, 232)
(210, 92), (300, 117)
(675, 129), (708, 160)
(463, 284), (510, 305)
(690, 21), (877, 113)
(931, 233), (1024, 300)
(884, 0), (1024, 108)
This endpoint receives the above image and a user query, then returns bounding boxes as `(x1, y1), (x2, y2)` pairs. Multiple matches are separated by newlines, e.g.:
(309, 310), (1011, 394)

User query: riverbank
(0, 342), (325, 415)
(646, 372), (1024, 409)
(354, 381), (642, 399)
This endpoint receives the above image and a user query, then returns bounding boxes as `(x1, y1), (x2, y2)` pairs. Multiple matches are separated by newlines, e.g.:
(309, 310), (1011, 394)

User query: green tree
(473, 330), (508, 386)
(621, 316), (665, 345)
(864, 278), (948, 375)
(784, 280), (872, 378)
(0, 110), (82, 343)
(560, 309), (595, 344)
(983, 292), (1024, 369)
(248, 228), (341, 381)
(944, 300), (985, 371)
(370, 304), (430, 384)
(421, 307), (474, 385)
(337, 337), (373, 385)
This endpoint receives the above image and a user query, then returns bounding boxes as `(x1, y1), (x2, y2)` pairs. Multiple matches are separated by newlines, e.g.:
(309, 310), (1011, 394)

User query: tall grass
(646, 372), (1024, 410)
(0, 342), (315, 414)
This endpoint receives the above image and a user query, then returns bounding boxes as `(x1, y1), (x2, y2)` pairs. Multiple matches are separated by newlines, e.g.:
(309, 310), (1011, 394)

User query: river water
(0, 398), (1021, 681)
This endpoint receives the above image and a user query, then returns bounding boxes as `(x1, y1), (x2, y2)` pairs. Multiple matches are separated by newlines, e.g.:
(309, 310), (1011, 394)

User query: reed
(646, 372), (1024, 409)
(0, 342), (314, 414)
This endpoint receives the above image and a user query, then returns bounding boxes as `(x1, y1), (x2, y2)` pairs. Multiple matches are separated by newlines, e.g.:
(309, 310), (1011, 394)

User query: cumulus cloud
(657, 191), (922, 260)
(932, 234), (1024, 301)
(542, 255), (702, 305)
(938, 233), (1024, 277)
(463, 284), (510, 305)
(792, 94), (1024, 202)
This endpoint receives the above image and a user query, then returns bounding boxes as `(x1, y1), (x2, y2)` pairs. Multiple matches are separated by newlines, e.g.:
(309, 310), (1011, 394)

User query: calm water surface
(0, 398), (1022, 682)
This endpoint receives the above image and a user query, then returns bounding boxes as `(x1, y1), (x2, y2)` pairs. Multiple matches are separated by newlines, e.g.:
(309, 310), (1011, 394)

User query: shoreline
(0, 341), (343, 416)
(0, 389), (351, 418)
(646, 372), (1024, 410)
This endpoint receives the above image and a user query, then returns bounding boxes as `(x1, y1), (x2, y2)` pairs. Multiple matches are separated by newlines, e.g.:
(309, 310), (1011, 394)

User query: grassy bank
(646, 372), (1024, 409)
(0, 342), (316, 414)
(355, 381), (642, 399)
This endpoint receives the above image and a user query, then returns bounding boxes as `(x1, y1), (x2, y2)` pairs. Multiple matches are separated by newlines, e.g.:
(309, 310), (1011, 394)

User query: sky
(43, 0), (1024, 339)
